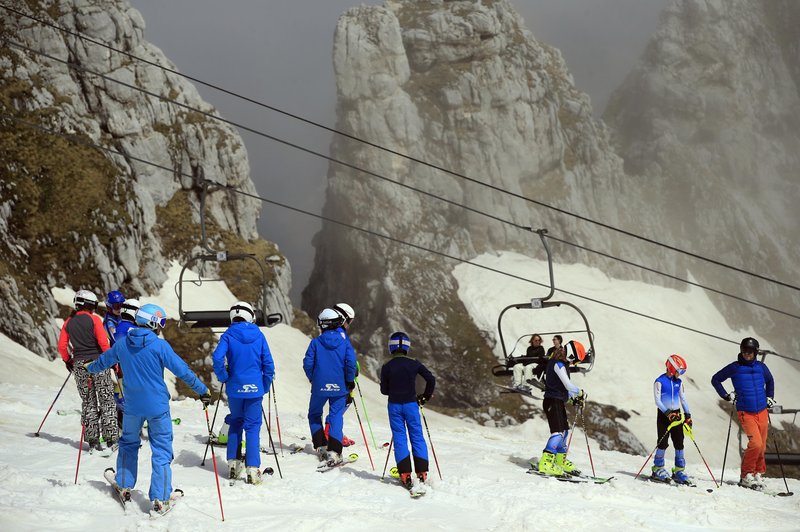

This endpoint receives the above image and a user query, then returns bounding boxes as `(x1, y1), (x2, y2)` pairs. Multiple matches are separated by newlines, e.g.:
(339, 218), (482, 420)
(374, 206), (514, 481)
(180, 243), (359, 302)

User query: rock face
(0, 0), (292, 358)
(604, 0), (800, 355)
(304, 0), (628, 408)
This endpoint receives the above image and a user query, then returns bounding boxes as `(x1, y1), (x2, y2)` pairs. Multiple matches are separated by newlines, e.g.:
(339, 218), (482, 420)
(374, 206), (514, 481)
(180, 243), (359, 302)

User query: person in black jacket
(380, 331), (435, 489)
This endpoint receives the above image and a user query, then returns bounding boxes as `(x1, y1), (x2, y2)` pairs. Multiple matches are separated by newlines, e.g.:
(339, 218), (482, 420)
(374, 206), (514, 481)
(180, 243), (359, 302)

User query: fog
(129, 0), (666, 304)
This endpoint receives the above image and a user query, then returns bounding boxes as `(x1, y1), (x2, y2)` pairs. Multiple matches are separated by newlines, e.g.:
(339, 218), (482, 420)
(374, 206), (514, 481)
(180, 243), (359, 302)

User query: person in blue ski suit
(324, 302), (357, 447)
(212, 301), (275, 485)
(380, 331), (435, 488)
(111, 298), (140, 426)
(651, 355), (692, 484)
(86, 303), (210, 511)
(538, 340), (587, 476)
(103, 290), (126, 345)
(303, 308), (357, 465)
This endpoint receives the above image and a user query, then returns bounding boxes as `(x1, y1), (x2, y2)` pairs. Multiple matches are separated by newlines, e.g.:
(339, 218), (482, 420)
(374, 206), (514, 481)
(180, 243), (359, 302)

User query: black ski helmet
(740, 337), (759, 353)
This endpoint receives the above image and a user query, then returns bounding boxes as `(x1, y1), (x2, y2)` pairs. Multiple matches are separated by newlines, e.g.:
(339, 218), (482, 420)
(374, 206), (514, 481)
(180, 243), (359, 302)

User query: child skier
(538, 340), (587, 476)
(324, 302), (357, 447)
(212, 301), (275, 485)
(103, 290), (126, 344)
(111, 298), (139, 428)
(303, 308), (357, 467)
(380, 331), (436, 489)
(651, 355), (692, 484)
(86, 303), (211, 515)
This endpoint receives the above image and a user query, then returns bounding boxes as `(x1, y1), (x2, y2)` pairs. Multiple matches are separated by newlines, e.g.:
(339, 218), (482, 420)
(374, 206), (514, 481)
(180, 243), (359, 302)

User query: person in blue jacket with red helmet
(212, 301), (275, 486)
(303, 308), (357, 467)
(87, 303), (210, 515)
(711, 337), (776, 490)
(651, 355), (692, 484)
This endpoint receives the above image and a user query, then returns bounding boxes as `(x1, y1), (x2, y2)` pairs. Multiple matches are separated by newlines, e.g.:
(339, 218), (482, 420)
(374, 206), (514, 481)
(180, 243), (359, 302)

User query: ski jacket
(58, 310), (110, 362)
(212, 321), (275, 398)
(113, 320), (136, 344)
(711, 354), (774, 413)
(544, 359), (581, 402)
(87, 328), (208, 417)
(653, 373), (690, 414)
(380, 355), (436, 404)
(303, 328), (357, 397)
(103, 312), (122, 345)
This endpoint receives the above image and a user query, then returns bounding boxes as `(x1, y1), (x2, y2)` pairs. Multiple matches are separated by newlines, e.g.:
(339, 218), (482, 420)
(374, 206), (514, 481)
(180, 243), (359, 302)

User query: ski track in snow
(2, 258), (799, 530)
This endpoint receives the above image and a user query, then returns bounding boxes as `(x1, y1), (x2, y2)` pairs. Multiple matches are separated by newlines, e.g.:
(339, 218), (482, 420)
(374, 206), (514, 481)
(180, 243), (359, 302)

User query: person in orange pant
(711, 337), (776, 490)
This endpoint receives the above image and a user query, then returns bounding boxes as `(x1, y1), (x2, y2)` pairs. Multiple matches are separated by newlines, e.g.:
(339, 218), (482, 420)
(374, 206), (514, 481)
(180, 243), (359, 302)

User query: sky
(3, 252), (798, 530)
(129, 0), (666, 304)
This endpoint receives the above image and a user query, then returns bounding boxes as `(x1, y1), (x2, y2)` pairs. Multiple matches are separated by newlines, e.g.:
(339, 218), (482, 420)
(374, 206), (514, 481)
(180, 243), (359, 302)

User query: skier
(212, 301), (275, 485)
(538, 340), (587, 476)
(303, 308), (357, 467)
(57, 289), (118, 453)
(111, 298), (139, 428)
(86, 303), (211, 515)
(324, 302), (356, 447)
(103, 290), (126, 344)
(711, 337), (776, 490)
(651, 355), (692, 484)
(380, 331), (436, 489)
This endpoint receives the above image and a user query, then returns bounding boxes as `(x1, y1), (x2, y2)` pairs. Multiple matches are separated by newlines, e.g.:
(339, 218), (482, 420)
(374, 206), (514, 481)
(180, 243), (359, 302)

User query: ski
(526, 464), (613, 484)
(149, 489), (183, 518)
(494, 384), (542, 400)
(640, 475), (696, 488)
(317, 452), (358, 473)
(104, 468), (130, 511)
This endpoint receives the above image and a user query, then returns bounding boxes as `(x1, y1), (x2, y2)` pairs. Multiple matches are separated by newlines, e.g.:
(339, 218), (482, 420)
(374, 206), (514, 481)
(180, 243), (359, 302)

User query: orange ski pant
(737, 409), (768, 477)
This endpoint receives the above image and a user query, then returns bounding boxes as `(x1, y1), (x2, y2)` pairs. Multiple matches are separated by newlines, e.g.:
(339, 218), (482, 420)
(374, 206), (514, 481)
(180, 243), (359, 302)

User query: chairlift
(176, 176), (283, 330)
(493, 229), (596, 384)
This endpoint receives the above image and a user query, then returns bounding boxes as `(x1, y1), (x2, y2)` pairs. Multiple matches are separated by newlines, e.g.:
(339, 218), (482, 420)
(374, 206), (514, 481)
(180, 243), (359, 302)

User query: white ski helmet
(73, 289), (98, 310)
(120, 298), (140, 321)
(334, 302), (355, 322)
(317, 308), (344, 330)
(230, 301), (256, 323)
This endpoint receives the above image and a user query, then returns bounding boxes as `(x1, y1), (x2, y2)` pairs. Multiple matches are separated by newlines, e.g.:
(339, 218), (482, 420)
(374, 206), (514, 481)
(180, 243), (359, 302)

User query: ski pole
(271, 385), (284, 455)
(203, 404), (225, 522)
(683, 423), (719, 488)
(420, 405), (442, 480)
(35, 373), (71, 436)
(74, 423), (85, 484)
(356, 380), (378, 450)
(720, 402), (735, 484)
(261, 405), (283, 479)
(350, 396), (375, 470)
(634, 417), (683, 480)
(768, 414), (794, 496)
(579, 406), (596, 477)
(201, 385), (225, 466)
(381, 437), (394, 480)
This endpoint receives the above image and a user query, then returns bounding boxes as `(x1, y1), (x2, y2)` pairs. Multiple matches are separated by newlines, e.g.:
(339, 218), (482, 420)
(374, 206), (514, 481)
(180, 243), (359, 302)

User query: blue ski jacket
(113, 320), (136, 344)
(212, 321), (275, 398)
(103, 312), (122, 344)
(653, 373), (690, 414)
(87, 328), (208, 417)
(303, 328), (357, 397)
(711, 354), (774, 413)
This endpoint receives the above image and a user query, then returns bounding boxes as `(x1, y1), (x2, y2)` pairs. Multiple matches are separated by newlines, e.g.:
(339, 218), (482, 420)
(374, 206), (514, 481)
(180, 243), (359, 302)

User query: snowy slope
(1, 258), (798, 531)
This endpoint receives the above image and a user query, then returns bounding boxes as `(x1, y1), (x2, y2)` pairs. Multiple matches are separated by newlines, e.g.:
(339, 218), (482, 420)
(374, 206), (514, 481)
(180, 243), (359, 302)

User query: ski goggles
(138, 309), (167, 328)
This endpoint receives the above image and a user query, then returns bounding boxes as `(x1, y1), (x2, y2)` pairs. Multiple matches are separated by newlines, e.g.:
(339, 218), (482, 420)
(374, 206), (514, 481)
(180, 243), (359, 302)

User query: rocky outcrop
(0, 0), (292, 357)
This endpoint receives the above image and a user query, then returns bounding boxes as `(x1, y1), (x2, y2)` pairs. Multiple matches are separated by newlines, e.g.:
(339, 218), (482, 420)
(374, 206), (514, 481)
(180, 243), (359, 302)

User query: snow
(2, 255), (798, 530)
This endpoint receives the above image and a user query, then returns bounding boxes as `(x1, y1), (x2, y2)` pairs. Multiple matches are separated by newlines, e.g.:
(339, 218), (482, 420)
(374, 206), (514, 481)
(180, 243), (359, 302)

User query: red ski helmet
(665, 354), (687, 377)
(564, 340), (587, 364)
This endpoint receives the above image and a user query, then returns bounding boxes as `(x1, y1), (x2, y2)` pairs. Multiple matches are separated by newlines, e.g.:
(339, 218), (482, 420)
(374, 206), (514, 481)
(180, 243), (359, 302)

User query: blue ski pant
(309, 393), (347, 453)
(115, 410), (173, 501)
(227, 396), (263, 467)
(388, 401), (428, 474)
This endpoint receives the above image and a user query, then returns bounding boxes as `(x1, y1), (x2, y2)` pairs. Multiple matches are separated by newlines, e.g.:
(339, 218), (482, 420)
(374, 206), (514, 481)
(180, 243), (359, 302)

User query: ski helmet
(317, 308), (344, 330)
(120, 298), (140, 321)
(230, 301), (256, 323)
(135, 304), (167, 330)
(106, 290), (125, 308)
(388, 331), (411, 354)
(665, 354), (687, 377)
(740, 337), (759, 354)
(73, 289), (98, 310)
(564, 340), (586, 364)
(333, 303), (355, 323)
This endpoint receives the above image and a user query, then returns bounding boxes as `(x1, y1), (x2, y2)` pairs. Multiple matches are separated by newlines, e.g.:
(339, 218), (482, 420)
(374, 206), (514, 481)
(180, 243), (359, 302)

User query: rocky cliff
(0, 0), (293, 361)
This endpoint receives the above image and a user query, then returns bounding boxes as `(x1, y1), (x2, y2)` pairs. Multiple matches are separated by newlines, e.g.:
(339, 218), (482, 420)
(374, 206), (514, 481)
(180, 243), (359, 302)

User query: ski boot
(417, 471), (428, 484)
(651, 466), (671, 482)
(325, 451), (343, 468)
(315, 446), (328, 463)
(754, 473), (766, 488)
(671, 467), (692, 485)
(739, 473), (760, 490)
(246, 466), (263, 486)
(229, 459), (244, 482)
(538, 452), (565, 476)
(342, 435), (356, 447)
(399, 472), (414, 490)
(555, 453), (581, 476)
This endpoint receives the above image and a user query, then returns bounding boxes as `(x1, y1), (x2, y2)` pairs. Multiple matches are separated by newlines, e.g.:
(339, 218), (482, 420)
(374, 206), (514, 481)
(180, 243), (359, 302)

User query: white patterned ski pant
(73, 364), (118, 445)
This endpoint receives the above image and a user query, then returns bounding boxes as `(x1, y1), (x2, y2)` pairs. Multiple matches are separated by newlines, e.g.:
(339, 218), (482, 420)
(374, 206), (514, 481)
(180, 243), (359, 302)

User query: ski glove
(667, 410), (682, 423)
(417, 394), (429, 406)
(570, 389), (587, 408)
(724, 392), (736, 403)
(684, 413), (692, 427)
(767, 397), (776, 408)
(200, 392), (213, 408)
(346, 381), (355, 391)
(346, 392), (354, 406)
(64, 359), (74, 373)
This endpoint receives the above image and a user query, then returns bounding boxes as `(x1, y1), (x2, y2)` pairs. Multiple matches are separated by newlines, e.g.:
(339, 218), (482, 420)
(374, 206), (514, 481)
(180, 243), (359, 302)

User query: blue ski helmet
(106, 290), (125, 308)
(388, 331), (411, 354)
(135, 304), (167, 330)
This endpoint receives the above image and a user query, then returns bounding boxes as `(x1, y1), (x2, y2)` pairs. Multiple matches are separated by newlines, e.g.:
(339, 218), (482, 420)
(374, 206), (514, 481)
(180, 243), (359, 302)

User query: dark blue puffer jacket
(711, 354), (774, 413)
